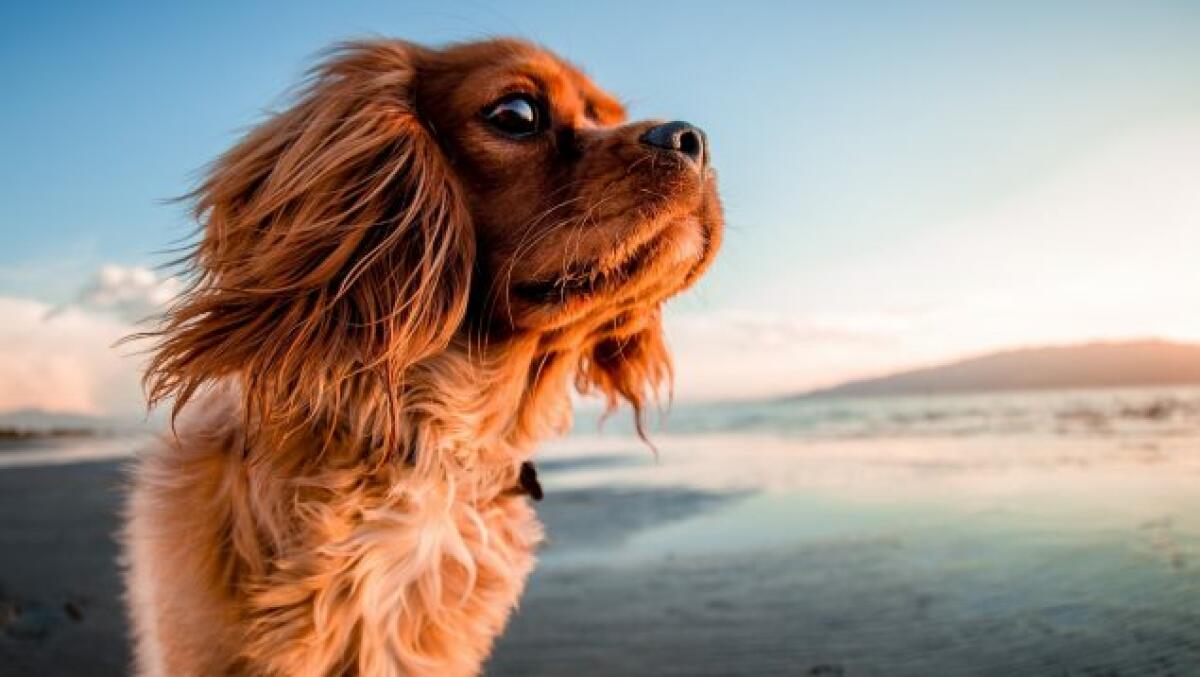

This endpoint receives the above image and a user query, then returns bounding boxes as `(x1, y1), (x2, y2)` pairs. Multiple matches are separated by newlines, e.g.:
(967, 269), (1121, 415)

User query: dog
(124, 37), (722, 676)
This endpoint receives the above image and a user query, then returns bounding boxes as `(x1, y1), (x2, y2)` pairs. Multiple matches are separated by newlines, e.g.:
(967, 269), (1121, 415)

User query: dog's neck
(166, 324), (595, 507)
(197, 332), (577, 496)
(407, 335), (578, 465)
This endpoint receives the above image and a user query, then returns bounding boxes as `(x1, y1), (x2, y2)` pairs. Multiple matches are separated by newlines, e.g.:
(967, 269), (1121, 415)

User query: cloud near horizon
(0, 283), (868, 416)
(0, 263), (909, 416)
(0, 296), (144, 417)
(663, 310), (919, 401)
(54, 264), (183, 323)
(0, 265), (184, 417)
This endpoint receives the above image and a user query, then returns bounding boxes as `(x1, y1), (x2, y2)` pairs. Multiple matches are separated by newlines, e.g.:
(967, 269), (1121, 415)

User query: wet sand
(494, 514), (1200, 675)
(2, 439), (1200, 676)
(0, 456), (743, 676)
(0, 461), (129, 676)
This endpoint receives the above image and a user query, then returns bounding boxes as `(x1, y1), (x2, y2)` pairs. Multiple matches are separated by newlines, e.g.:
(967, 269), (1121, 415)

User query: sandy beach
(0, 460), (128, 675)
(3, 388), (1200, 675)
(2, 455), (748, 676)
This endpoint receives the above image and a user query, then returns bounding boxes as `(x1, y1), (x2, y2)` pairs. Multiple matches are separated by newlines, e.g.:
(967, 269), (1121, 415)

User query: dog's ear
(145, 41), (472, 448)
(576, 311), (673, 440)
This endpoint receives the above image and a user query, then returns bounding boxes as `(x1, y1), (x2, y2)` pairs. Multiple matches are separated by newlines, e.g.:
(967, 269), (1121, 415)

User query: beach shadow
(537, 485), (751, 554)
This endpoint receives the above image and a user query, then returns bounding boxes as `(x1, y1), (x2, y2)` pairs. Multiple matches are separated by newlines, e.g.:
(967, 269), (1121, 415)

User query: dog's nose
(640, 121), (707, 167)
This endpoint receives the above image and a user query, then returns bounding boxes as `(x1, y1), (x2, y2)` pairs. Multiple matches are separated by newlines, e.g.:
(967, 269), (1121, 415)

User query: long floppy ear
(144, 41), (472, 450)
(575, 310), (674, 440)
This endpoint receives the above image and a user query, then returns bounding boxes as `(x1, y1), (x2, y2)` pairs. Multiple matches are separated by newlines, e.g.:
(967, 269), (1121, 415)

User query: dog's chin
(509, 210), (713, 330)
(495, 161), (722, 334)
(511, 232), (663, 304)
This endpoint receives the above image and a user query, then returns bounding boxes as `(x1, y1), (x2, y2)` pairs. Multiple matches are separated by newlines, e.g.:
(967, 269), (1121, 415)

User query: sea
(509, 386), (1200, 673)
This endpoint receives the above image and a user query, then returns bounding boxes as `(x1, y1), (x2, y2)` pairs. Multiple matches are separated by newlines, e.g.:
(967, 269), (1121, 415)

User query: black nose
(640, 121), (707, 166)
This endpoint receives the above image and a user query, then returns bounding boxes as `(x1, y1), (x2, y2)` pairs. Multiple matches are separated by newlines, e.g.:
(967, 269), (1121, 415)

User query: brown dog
(124, 38), (722, 676)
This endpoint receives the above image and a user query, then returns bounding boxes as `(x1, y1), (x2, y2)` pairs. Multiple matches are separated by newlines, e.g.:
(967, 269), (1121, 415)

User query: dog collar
(513, 461), (543, 501)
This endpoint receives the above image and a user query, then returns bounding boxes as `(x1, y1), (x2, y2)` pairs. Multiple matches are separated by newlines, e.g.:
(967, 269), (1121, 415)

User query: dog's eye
(484, 95), (543, 137)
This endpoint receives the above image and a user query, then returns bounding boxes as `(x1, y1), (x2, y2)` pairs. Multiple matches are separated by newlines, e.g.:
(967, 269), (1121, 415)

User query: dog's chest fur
(125, 358), (559, 676)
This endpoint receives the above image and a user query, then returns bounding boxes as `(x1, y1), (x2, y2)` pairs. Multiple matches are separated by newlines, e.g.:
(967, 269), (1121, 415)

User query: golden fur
(124, 38), (722, 676)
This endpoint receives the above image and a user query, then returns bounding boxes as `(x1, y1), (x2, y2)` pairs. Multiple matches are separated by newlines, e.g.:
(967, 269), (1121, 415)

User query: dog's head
(148, 39), (722, 442)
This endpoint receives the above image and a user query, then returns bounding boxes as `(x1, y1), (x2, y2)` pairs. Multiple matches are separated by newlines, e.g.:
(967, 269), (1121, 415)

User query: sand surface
(0, 461), (128, 675)
(0, 457), (745, 676)
(2, 437), (1200, 676)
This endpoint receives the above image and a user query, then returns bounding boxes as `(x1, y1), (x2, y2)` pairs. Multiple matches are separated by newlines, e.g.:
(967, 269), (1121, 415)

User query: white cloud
(0, 264), (184, 417)
(664, 310), (924, 401)
(0, 280), (892, 415)
(56, 264), (183, 323)
(0, 296), (145, 417)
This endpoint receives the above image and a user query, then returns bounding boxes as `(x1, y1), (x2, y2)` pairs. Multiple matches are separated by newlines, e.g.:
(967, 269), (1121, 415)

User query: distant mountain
(0, 408), (108, 430)
(796, 340), (1200, 399)
(0, 409), (148, 437)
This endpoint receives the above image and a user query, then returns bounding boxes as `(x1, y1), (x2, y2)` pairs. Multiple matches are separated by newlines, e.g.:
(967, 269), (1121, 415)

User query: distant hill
(0, 408), (108, 431)
(0, 409), (144, 438)
(796, 340), (1200, 399)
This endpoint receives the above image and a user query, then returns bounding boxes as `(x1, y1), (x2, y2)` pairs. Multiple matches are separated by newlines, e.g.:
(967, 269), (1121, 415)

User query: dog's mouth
(513, 232), (664, 304)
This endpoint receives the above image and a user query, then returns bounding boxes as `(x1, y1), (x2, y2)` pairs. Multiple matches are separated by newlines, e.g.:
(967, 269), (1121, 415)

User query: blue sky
(2, 1), (1200, 410)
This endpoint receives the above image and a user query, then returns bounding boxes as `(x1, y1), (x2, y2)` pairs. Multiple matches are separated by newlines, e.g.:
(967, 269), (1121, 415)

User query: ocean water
(555, 387), (1200, 557)
(513, 387), (1200, 672)
(578, 385), (1200, 441)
